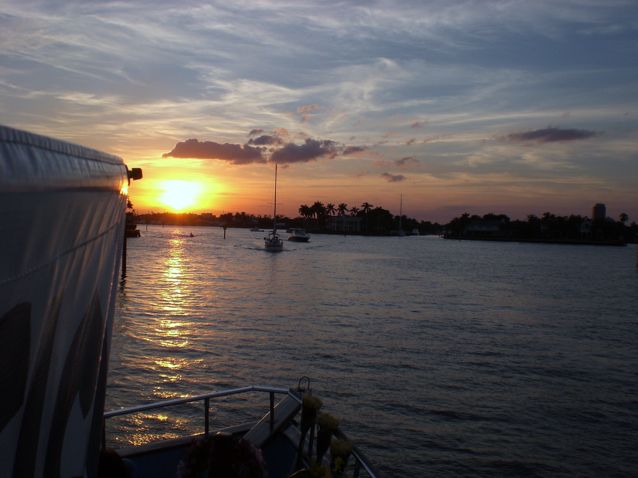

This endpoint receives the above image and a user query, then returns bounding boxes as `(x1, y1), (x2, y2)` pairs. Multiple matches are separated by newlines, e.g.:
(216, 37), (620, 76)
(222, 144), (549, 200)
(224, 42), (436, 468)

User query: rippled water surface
(106, 226), (638, 476)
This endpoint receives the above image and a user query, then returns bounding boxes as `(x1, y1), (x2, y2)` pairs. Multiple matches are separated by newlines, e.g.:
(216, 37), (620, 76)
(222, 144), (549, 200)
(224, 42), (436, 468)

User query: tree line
(134, 200), (442, 235)
(131, 201), (636, 242)
(445, 212), (636, 244)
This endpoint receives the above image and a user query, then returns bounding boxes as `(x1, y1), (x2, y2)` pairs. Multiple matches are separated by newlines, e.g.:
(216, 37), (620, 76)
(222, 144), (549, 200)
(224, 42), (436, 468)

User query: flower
(330, 438), (353, 459)
(317, 413), (339, 431)
(302, 395), (323, 411)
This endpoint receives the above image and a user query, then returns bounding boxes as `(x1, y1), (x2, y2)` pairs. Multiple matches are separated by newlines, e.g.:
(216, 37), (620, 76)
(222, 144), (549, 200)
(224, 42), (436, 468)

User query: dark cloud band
(271, 138), (338, 164)
(162, 139), (265, 164)
(163, 132), (362, 165)
(506, 127), (597, 143)
(382, 172), (406, 182)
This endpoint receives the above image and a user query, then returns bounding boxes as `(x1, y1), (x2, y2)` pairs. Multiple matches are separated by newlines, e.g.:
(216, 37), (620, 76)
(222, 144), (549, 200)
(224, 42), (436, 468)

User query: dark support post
(307, 423), (315, 458)
(205, 398), (210, 436)
(353, 461), (361, 478)
(269, 392), (275, 431)
(121, 229), (127, 276)
(102, 418), (106, 451)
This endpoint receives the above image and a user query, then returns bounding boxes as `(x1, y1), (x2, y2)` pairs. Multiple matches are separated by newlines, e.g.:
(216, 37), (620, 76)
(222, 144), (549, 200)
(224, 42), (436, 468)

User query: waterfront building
(592, 203), (606, 221)
(327, 215), (362, 233)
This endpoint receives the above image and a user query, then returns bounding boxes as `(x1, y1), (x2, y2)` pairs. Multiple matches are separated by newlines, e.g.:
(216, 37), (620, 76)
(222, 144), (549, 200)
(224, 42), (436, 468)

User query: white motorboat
(288, 228), (310, 242)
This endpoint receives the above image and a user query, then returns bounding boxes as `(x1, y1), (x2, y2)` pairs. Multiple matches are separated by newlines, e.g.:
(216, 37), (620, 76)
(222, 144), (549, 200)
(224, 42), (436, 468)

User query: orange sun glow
(159, 180), (204, 212)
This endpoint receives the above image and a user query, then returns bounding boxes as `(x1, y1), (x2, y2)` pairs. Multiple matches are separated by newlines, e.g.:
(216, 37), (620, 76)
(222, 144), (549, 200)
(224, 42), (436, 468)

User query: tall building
(592, 203), (606, 221)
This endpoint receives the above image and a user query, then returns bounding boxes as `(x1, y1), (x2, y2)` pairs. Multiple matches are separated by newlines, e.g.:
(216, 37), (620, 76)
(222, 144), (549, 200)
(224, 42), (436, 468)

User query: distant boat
(264, 163), (283, 252)
(288, 228), (310, 242)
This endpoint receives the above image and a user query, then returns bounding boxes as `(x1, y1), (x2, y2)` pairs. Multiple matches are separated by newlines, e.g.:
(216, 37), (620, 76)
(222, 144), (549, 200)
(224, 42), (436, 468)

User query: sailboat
(264, 162), (284, 252)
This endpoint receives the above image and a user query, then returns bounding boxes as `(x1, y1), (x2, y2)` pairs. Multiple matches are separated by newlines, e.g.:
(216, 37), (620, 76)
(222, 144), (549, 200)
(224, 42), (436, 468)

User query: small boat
(264, 163), (283, 252)
(288, 228), (310, 242)
(265, 230), (284, 251)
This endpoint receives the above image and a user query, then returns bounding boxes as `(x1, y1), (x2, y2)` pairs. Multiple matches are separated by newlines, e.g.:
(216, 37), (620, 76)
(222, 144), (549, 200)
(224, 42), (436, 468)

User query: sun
(159, 180), (203, 212)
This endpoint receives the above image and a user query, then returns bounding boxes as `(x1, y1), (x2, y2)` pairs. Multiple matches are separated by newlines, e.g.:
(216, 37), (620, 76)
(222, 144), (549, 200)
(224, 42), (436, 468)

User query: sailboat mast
(399, 194), (403, 231)
(273, 163), (278, 232)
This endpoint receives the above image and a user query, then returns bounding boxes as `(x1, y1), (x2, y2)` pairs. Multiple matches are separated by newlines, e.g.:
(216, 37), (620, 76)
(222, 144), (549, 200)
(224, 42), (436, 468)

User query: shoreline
(442, 235), (627, 247)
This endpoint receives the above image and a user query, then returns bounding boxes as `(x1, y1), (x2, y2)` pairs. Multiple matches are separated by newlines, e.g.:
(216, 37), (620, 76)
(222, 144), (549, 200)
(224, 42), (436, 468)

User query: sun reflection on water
(157, 239), (190, 339)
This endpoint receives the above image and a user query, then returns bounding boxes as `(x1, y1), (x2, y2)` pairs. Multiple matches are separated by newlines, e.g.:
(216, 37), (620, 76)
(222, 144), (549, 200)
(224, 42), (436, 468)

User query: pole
(273, 163), (278, 232)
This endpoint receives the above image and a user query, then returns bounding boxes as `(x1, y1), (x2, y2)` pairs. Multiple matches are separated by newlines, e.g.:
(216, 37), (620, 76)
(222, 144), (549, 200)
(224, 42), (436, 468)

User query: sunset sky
(1, 1), (637, 222)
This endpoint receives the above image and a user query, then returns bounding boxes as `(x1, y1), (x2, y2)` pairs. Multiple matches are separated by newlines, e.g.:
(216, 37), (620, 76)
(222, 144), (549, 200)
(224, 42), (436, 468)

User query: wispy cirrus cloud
(297, 104), (320, 122)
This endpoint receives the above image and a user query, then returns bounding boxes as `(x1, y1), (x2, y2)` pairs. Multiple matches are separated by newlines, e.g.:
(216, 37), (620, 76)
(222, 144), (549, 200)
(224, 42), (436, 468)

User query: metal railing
(104, 385), (291, 438)
(104, 384), (380, 477)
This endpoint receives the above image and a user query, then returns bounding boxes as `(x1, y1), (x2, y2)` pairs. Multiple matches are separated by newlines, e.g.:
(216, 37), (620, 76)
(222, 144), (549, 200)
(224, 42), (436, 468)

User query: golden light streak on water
(156, 319), (189, 348)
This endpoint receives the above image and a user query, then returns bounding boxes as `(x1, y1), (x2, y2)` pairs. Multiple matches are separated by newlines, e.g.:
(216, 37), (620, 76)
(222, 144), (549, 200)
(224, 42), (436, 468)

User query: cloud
(163, 130), (355, 167)
(395, 156), (418, 166)
(411, 121), (427, 129)
(505, 127), (598, 143)
(382, 172), (407, 182)
(162, 138), (265, 164)
(271, 138), (338, 164)
(297, 104), (320, 122)
(248, 134), (283, 146)
(248, 129), (264, 137)
(343, 145), (366, 155)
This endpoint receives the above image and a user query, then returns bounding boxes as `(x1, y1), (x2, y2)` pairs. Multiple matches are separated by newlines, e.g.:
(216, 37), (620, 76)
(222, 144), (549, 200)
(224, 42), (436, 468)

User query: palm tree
(326, 203), (336, 216)
(299, 204), (312, 224)
(337, 203), (348, 216)
(619, 212), (629, 224)
(311, 201), (326, 220)
(361, 202), (373, 232)
(349, 206), (359, 216)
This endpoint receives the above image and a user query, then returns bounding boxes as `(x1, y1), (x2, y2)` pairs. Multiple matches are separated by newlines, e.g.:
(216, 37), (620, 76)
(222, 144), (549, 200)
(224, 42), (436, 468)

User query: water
(106, 226), (638, 477)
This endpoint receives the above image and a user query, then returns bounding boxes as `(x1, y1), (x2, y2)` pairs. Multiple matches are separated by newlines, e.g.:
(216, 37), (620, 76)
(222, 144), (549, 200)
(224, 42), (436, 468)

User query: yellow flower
(330, 438), (353, 458)
(302, 395), (323, 411)
(317, 413), (340, 431)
